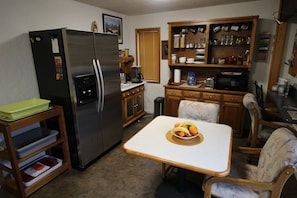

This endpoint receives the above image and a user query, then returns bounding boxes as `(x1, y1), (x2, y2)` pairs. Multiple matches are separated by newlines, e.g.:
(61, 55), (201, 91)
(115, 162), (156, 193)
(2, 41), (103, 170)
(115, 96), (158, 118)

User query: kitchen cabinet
(164, 89), (183, 117)
(164, 86), (245, 137)
(122, 84), (146, 127)
(0, 105), (71, 198)
(221, 94), (244, 135)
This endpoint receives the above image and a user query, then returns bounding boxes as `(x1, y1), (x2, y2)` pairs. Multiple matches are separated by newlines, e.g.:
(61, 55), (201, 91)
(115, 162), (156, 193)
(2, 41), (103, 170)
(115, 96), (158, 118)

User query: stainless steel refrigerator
(29, 28), (123, 169)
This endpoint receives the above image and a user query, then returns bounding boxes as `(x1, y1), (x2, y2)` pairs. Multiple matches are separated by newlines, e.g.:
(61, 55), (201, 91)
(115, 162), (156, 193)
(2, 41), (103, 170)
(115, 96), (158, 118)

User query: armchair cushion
(178, 100), (220, 123)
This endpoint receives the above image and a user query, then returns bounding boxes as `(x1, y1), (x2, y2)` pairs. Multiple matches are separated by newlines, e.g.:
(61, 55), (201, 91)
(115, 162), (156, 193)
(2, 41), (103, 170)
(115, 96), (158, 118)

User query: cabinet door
(222, 102), (243, 137)
(123, 95), (135, 123)
(165, 89), (182, 117)
(165, 96), (181, 117)
(135, 91), (144, 116)
(222, 94), (244, 137)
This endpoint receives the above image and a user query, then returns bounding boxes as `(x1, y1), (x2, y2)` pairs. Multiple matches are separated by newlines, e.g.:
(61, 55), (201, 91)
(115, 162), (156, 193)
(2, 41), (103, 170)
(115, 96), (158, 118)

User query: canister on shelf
(173, 34), (180, 48)
(180, 34), (186, 48)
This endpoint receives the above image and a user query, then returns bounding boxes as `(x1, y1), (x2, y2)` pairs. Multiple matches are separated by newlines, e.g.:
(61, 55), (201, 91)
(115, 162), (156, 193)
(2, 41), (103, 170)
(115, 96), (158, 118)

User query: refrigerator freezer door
(94, 33), (123, 151)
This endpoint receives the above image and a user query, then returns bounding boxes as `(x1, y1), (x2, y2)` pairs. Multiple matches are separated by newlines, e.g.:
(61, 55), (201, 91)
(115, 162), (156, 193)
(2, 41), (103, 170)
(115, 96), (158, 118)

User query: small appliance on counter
(205, 77), (215, 88)
(215, 71), (248, 91)
(131, 65), (143, 83)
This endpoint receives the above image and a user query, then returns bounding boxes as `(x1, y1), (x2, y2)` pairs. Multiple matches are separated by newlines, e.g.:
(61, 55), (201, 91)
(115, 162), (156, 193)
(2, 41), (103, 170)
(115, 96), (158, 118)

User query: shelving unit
(168, 16), (258, 70)
(165, 16), (259, 137)
(0, 105), (71, 197)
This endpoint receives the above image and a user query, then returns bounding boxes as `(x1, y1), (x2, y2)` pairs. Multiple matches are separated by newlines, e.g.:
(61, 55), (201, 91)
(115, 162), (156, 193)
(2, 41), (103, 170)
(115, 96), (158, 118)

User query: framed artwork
(162, 40), (168, 60)
(102, 14), (123, 44)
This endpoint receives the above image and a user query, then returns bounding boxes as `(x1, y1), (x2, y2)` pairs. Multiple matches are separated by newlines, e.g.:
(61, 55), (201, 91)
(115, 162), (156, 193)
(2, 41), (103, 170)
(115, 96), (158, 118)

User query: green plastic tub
(0, 98), (50, 120)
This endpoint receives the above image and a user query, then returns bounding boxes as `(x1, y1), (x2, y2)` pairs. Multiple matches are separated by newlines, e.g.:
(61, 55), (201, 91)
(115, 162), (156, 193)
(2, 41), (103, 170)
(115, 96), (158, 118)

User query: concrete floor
(1, 114), (297, 197)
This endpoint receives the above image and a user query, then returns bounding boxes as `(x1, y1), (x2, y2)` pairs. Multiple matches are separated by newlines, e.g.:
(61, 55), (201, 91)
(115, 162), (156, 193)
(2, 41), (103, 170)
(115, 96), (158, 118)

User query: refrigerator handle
(96, 59), (105, 112)
(92, 59), (101, 112)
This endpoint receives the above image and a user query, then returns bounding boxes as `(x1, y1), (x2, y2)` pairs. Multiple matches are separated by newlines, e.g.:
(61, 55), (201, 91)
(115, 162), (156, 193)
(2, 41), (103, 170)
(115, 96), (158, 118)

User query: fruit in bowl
(172, 121), (199, 139)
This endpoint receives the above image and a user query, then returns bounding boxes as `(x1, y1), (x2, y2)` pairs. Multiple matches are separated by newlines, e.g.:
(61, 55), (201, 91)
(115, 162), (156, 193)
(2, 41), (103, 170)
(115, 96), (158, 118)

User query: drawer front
(183, 91), (201, 98)
(166, 89), (182, 97)
(139, 85), (144, 91)
(223, 94), (243, 103)
(202, 92), (221, 101)
(122, 89), (134, 98)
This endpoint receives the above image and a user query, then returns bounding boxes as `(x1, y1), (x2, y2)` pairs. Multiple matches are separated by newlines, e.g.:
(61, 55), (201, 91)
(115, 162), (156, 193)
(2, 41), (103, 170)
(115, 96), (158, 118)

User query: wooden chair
(203, 127), (297, 198)
(254, 81), (281, 121)
(162, 100), (220, 179)
(243, 93), (294, 147)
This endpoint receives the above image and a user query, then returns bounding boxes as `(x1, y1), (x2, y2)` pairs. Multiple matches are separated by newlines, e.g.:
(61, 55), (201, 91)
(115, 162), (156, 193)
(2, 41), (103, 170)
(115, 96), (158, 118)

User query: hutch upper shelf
(168, 15), (259, 69)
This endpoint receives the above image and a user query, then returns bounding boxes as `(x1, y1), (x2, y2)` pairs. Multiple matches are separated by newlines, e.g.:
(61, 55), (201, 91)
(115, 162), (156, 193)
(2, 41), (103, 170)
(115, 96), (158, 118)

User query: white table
(123, 115), (232, 177)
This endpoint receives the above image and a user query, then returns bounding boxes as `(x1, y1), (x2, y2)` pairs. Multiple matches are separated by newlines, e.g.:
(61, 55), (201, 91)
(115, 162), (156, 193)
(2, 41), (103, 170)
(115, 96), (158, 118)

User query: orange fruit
(174, 122), (180, 128)
(189, 125), (198, 136)
(176, 131), (185, 137)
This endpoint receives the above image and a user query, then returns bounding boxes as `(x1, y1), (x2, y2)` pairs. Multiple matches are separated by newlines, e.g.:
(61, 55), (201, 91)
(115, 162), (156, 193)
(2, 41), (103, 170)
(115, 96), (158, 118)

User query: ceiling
(75, 0), (259, 16)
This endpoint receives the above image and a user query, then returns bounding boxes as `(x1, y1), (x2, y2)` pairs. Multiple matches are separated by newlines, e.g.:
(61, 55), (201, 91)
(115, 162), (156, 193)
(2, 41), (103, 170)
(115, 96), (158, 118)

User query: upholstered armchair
(243, 93), (294, 147)
(254, 81), (281, 121)
(203, 127), (297, 198)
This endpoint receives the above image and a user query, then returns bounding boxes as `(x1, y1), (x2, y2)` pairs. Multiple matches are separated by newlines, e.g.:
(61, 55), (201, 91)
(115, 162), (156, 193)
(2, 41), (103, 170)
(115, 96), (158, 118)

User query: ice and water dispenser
(74, 74), (97, 105)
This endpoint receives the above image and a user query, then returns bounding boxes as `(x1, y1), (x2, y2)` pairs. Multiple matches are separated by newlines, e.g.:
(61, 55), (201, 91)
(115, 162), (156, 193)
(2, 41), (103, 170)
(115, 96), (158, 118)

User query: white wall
(0, 0), (130, 105)
(128, 0), (280, 113)
(1, 0), (291, 115)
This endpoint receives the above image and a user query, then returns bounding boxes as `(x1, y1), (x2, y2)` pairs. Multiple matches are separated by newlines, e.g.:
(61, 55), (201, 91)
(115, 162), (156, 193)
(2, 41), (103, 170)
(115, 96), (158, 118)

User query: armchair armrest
(260, 119), (297, 135)
(203, 165), (295, 198)
(259, 119), (284, 129)
(233, 146), (262, 155)
(203, 176), (273, 198)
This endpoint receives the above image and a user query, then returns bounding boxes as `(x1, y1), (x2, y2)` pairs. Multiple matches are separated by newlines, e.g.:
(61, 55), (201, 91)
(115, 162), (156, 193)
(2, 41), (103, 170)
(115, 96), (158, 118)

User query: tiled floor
(1, 114), (297, 197)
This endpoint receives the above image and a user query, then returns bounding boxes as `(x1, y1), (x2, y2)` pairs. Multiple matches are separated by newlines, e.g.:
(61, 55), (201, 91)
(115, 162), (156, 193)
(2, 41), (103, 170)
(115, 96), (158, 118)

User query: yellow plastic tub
(0, 98), (50, 120)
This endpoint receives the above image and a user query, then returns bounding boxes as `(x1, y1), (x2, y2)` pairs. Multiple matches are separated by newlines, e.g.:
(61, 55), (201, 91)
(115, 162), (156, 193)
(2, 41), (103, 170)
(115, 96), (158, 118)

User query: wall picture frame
(102, 14), (123, 44)
(162, 40), (168, 60)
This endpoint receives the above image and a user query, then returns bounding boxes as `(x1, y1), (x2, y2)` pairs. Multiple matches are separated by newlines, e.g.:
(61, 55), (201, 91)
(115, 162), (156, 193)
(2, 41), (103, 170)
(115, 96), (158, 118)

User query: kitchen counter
(164, 83), (247, 95)
(121, 81), (146, 92)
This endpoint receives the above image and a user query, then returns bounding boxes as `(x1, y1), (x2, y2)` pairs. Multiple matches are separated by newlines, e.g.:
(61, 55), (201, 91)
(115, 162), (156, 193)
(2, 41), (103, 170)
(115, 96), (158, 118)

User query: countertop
(164, 82), (247, 95)
(121, 81), (146, 92)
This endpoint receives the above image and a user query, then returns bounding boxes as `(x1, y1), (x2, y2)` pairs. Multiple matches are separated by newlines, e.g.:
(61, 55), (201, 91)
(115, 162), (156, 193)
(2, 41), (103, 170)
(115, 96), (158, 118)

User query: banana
(181, 121), (195, 126)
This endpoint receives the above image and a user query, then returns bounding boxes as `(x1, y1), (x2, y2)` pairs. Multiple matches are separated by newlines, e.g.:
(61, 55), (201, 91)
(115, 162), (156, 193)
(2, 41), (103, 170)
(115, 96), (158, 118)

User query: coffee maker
(131, 66), (143, 83)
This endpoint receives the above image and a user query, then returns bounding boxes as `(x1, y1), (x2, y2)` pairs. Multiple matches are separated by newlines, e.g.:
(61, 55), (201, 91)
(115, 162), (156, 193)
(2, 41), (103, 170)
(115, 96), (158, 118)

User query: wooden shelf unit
(0, 105), (71, 197)
(168, 15), (258, 70)
(165, 16), (259, 137)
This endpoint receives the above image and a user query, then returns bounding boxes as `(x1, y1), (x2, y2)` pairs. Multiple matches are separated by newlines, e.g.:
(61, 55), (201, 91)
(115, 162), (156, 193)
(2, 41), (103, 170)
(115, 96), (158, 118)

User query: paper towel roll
(174, 69), (181, 83)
